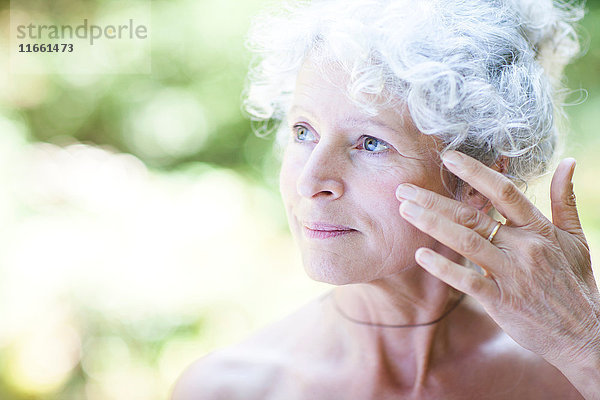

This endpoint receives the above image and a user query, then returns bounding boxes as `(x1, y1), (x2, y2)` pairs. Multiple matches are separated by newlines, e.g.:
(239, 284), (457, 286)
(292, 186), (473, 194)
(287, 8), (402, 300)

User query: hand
(395, 151), (600, 374)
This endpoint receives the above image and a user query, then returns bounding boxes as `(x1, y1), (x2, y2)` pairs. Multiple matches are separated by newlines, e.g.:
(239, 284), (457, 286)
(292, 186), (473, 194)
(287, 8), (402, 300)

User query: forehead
(289, 60), (426, 144)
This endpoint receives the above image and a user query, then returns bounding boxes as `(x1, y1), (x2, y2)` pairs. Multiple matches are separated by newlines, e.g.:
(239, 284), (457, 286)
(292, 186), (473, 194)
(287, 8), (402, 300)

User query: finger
(396, 183), (499, 240)
(550, 158), (584, 238)
(415, 248), (499, 300)
(399, 200), (506, 273)
(441, 151), (545, 227)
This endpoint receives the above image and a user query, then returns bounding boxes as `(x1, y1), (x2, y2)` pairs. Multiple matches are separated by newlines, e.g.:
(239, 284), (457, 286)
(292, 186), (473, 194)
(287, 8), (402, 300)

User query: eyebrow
(343, 117), (402, 134)
(288, 105), (407, 137)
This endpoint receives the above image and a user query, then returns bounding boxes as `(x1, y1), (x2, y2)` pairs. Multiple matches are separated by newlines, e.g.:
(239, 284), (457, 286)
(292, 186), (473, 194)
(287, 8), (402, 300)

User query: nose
(296, 143), (345, 200)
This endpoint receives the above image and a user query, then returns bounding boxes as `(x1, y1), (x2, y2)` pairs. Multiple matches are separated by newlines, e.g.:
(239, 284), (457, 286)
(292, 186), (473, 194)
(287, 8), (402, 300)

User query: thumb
(550, 158), (583, 236)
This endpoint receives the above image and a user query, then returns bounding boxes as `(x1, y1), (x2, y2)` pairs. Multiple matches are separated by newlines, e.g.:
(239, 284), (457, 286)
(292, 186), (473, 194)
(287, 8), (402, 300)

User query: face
(280, 61), (453, 285)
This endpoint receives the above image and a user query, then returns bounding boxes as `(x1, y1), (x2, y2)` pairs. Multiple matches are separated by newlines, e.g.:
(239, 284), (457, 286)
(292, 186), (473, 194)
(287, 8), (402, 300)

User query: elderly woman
(172, 0), (600, 398)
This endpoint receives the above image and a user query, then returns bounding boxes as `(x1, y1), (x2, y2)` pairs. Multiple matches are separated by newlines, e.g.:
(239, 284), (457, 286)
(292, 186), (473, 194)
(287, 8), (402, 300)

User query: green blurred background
(0, 0), (598, 399)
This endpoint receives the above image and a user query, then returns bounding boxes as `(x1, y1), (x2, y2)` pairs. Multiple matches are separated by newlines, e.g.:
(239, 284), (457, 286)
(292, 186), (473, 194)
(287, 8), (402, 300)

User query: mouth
(302, 222), (357, 240)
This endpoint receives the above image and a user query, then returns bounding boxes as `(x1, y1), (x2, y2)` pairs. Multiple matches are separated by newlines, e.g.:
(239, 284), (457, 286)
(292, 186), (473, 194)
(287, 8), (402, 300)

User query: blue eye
(294, 125), (316, 142)
(361, 136), (389, 153)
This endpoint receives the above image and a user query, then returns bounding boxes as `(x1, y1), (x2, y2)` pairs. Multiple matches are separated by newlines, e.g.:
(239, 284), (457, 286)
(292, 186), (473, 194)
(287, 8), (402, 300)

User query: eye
(293, 125), (316, 142)
(359, 136), (390, 153)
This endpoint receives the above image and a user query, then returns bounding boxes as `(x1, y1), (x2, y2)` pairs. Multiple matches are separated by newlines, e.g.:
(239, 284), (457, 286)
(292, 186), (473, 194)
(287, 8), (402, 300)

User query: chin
(301, 251), (424, 285)
(301, 256), (369, 285)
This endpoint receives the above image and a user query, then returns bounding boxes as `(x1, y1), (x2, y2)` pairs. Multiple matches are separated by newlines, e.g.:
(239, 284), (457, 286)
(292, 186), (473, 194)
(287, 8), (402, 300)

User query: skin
(170, 62), (598, 399)
(402, 152), (600, 398)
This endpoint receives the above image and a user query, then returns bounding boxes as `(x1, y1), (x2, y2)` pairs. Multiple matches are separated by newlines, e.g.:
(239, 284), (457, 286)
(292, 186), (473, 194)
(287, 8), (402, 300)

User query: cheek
(355, 167), (437, 246)
(351, 165), (409, 211)
(279, 147), (303, 205)
(359, 179), (412, 242)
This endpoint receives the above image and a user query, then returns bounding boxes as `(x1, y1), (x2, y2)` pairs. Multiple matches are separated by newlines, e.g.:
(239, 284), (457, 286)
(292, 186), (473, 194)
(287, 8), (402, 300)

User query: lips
(302, 221), (356, 239)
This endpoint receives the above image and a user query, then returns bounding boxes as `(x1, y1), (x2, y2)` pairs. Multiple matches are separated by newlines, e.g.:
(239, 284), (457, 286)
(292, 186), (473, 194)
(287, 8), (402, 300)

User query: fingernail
(416, 248), (432, 265)
(442, 151), (463, 168)
(400, 201), (423, 219)
(396, 184), (417, 201)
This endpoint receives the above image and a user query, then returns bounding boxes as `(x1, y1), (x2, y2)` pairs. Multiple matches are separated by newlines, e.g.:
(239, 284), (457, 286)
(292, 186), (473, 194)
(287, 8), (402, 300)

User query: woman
(172, 0), (600, 398)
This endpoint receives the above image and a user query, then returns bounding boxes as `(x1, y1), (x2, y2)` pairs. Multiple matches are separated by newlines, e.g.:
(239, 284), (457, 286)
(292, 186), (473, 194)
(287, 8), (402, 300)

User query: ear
(459, 156), (509, 214)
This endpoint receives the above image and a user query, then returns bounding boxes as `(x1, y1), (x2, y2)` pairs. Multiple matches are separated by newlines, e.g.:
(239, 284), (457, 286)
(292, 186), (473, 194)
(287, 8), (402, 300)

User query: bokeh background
(0, 0), (599, 399)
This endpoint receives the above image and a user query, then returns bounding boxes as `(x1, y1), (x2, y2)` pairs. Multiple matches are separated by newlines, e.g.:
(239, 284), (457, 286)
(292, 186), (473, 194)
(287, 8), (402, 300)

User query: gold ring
(487, 221), (502, 243)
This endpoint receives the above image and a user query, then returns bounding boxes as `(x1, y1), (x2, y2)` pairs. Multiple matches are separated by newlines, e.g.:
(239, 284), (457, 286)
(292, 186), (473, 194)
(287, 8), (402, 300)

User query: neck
(328, 265), (465, 390)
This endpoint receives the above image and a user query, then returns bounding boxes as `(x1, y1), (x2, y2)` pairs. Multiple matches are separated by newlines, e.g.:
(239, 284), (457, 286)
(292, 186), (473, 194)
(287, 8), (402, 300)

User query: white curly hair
(243, 0), (584, 187)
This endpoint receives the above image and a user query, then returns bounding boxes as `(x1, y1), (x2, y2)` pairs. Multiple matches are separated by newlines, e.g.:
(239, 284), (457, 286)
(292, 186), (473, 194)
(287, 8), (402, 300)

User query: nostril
(297, 180), (343, 199)
(315, 190), (335, 197)
(295, 154), (345, 199)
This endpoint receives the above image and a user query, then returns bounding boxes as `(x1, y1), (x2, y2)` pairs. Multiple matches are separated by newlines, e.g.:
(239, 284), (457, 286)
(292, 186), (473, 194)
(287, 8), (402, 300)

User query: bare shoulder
(169, 346), (286, 400)
(479, 334), (582, 398)
(457, 303), (583, 399)
(170, 293), (331, 400)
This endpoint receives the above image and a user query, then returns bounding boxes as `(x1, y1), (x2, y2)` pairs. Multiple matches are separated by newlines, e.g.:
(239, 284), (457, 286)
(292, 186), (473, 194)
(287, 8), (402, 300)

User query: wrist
(552, 340), (600, 399)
